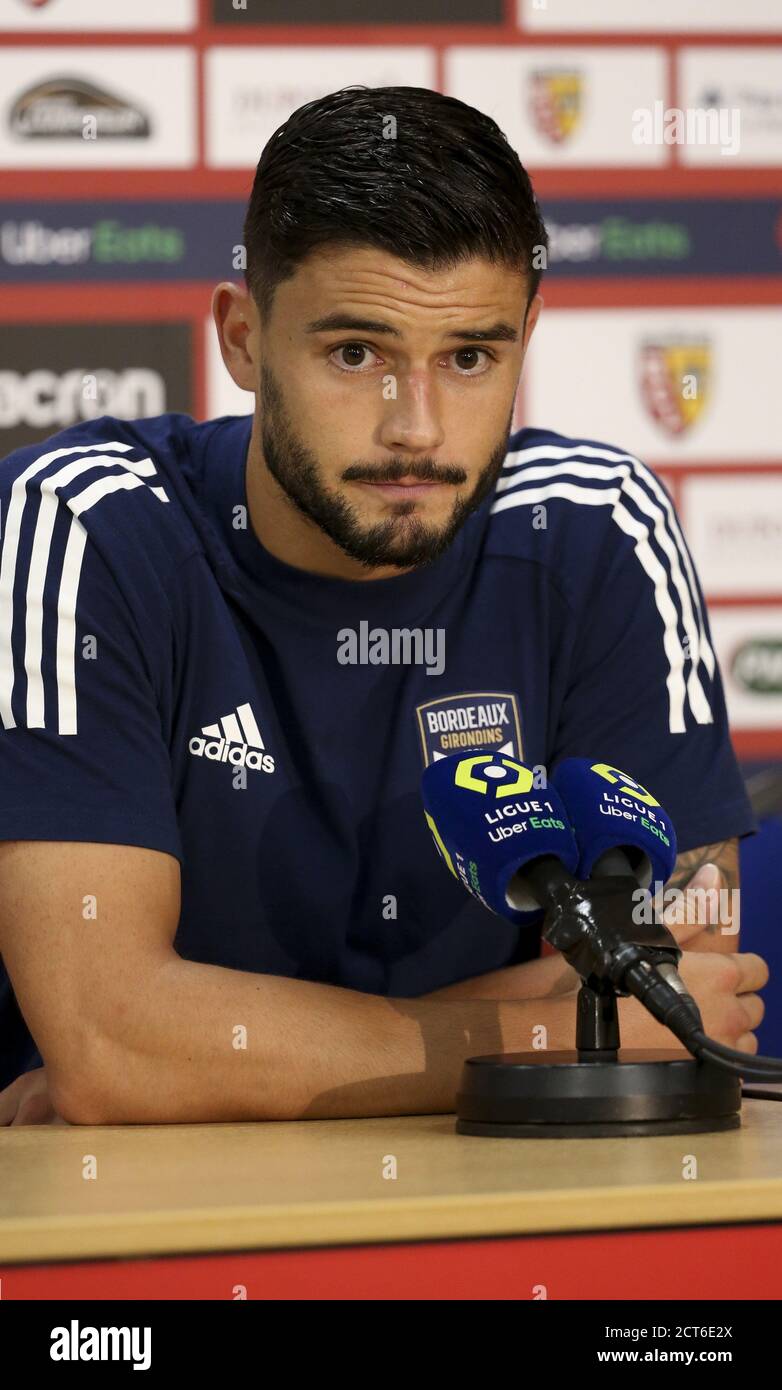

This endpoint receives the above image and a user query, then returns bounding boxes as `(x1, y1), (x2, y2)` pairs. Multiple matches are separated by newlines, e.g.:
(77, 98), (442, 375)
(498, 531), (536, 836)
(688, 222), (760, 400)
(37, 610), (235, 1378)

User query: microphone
(422, 757), (782, 1132)
(420, 751), (579, 924)
(550, 757), (676, 888)
(421, 751), (702, 1041)
(551, 757), (701, 1023)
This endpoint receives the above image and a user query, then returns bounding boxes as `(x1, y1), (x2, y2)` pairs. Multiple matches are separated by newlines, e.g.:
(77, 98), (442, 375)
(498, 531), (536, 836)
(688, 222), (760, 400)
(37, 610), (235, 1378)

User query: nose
(377, 371), (445, 456)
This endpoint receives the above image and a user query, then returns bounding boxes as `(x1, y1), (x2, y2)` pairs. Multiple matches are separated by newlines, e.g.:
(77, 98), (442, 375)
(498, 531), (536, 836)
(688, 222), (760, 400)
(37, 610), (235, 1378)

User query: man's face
(236, 246), (540, 570)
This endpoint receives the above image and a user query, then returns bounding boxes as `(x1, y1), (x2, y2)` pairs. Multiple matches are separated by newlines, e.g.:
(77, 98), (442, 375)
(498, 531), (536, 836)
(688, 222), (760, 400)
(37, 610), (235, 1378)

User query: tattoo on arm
(666, 838), (739, 935)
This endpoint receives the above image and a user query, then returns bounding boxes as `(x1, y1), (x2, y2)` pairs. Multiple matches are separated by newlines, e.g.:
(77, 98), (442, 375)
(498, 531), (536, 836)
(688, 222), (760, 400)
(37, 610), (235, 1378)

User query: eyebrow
(304, 313), (519, 343)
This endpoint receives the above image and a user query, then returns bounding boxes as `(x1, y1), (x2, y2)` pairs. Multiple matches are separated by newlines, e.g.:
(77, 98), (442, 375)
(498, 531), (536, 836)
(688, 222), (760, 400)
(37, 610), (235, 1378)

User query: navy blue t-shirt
(0, 413), (756, 1088)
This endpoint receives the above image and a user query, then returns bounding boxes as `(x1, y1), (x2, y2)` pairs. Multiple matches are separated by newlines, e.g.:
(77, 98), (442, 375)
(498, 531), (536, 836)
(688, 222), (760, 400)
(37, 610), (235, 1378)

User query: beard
(258, 363), (513, 571)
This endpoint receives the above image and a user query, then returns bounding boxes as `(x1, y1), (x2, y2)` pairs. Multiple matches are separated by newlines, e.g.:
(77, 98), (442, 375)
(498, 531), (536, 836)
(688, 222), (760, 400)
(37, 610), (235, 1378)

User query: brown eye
(331, 343), (374, 371)
(452, 348), (492, 375)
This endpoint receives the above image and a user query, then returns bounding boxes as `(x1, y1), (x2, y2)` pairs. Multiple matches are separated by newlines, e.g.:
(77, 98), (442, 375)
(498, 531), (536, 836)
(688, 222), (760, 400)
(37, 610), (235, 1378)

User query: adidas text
(189, 736), (275, 773)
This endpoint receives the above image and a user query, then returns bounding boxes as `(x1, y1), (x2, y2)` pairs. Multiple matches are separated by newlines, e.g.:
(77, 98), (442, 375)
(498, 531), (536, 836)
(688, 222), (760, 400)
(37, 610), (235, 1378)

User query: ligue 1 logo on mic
(590, 761), (660, 808)
(452, 754), (534, 800)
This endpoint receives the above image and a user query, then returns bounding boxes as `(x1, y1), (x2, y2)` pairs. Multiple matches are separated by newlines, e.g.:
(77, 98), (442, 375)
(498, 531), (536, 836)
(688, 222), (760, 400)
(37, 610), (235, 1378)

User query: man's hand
(526, 861), (758, 1034)
(0, 1066), (65, 1126)
(621, 950), (767, 1054)
(659, 841), (740, 953)
(428, 836), (769, 1056)
(623, 848), (766, 1052)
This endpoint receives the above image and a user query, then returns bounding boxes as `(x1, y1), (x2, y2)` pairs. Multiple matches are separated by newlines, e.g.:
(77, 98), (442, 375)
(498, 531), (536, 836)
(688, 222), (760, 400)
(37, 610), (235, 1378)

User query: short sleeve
(0, 473), (182, 860)
(548, 469), (757, 854)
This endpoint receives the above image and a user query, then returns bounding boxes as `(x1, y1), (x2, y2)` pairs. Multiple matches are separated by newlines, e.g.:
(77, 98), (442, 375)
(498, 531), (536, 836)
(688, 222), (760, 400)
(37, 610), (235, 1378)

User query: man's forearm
(56, 954), (580, 1125)
(426, 951), (579, 1001)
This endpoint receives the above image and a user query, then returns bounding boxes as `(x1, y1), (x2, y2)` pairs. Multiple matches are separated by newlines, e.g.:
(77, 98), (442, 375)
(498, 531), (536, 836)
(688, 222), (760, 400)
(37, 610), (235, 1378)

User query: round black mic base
(455, 1049), (742, 1138)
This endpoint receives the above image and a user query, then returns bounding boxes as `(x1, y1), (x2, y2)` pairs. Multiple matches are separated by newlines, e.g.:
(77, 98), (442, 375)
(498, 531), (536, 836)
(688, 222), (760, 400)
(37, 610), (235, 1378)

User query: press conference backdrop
(0, 0), (780, 1046)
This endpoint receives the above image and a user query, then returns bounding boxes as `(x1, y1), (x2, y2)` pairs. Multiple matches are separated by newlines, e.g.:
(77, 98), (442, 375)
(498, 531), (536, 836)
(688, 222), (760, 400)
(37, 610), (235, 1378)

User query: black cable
(741, 1088), (782, 1102)
(694, 1036), (782, 1080)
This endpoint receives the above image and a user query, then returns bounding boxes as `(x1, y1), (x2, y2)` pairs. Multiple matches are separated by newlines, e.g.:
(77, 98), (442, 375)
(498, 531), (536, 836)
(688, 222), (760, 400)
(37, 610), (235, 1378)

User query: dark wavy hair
(242, 85), (548, 324)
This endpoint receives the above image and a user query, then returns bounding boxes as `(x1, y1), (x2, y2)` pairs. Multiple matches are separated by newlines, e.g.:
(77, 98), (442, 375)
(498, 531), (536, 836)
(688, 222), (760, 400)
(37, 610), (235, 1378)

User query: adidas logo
(188, 702), (275, 774)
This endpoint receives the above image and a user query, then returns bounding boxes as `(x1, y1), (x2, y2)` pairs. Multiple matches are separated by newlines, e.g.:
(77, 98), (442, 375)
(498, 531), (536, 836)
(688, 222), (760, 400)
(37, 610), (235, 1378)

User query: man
(0, 86), (767, 1125)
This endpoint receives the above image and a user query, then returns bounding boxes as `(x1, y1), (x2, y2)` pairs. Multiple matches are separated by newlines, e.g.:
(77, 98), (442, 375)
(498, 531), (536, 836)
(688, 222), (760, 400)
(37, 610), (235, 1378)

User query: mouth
(355, 477), (449, 501)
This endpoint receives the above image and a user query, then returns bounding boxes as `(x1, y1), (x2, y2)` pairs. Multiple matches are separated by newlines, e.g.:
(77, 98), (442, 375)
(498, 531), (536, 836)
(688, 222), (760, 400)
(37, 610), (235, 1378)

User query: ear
(211, 281), (258, 393)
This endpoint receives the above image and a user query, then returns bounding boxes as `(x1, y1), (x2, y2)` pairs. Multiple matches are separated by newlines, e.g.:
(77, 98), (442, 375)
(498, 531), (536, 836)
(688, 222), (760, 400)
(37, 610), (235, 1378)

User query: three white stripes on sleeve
(0, 438), (712, 739)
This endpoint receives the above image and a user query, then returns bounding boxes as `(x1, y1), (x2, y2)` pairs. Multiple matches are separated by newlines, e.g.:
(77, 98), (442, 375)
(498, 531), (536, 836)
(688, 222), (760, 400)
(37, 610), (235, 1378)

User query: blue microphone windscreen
(551, 757), (677, 887)
(421, 753), (579, 924)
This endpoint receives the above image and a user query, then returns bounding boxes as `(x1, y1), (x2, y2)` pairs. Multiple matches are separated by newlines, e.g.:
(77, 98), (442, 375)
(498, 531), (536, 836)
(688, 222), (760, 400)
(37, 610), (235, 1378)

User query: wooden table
(2, 1097), (782, 1299)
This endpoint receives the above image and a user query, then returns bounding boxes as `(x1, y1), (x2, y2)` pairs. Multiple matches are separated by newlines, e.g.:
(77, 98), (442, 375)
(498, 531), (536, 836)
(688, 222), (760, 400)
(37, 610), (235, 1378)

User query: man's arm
(1, 839), (764, 1124)
(0, 839), (584, 1125)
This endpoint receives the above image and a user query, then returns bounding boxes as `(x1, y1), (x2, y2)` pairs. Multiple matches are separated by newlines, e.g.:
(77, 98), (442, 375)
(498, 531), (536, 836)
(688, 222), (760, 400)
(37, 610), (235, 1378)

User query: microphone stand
(456, 865), (741, 1139)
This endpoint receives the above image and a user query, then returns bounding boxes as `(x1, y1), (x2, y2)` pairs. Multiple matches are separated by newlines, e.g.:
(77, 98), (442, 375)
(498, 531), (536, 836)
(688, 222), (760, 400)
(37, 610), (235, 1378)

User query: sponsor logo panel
(211, 0), (502, 19)
(525, 308), (782, 463)
(2, 200), (779, 283)
(710, 608), (782, 729)
(680, 474), (782, 598)
(0, 0), (195, 29)
(205, 46), (435, 168)
(0, 201), (245, 283)
(541, 199), (782, 277)
(0, 322), (192, 452)
(0, 48), (195, 167)
(519, 0), (782, 32)
(679, 47), (782, 166)
(446, 46), (667, 167)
